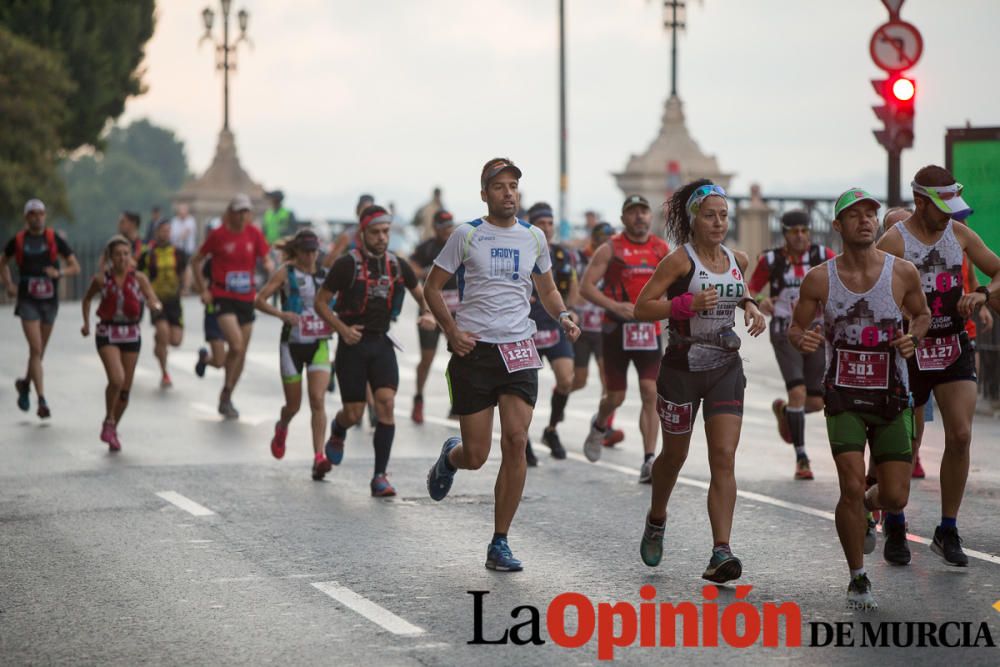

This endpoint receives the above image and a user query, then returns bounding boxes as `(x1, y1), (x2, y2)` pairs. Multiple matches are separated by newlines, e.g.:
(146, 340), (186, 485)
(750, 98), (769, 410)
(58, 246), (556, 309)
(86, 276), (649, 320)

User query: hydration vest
(14, 228), (58, 267)
(602, 233), (670, 318)
(333, 249), (405, 319)
(97, 269), (144, 322)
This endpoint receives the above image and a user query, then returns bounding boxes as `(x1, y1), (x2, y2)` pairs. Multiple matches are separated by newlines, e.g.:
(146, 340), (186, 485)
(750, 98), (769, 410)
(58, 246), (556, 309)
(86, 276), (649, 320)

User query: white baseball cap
(24, 198), (46, 215)
(229, 193), (252, 211)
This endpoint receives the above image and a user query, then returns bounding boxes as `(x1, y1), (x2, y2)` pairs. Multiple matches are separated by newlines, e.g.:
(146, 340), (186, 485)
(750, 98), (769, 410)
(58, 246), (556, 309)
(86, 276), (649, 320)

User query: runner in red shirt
(579, 195), (670, 481)
(191, 194), (274, 419)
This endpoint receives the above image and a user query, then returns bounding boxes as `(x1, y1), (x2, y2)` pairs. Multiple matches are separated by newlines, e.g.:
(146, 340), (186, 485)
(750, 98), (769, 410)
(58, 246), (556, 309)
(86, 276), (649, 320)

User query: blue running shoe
(15, 378), (29, 412)
(427, 436), (460, 501)
(325, 431), (345, 466)
(702, 546), (743, 583)
(195, 347), (209, 378)
(486, 538), (523, 572)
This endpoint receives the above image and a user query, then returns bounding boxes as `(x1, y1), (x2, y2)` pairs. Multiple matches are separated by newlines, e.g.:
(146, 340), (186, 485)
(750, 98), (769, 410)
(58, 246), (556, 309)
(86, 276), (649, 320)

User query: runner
(747, 210), (835, 480)
(195, 257), (227, 379)
(138, 219), (189, 388)
(633, 180), (765, 583)
(80, 235), (163, 451)
(409, 209), (458, 424)
(190, 194), (274, 419)
(1, 199), (80, 418)
(117, 211), (145, 261)
(526, 201), (579, 461)
(315, 205), (435, 496)
(255, 229), (336, 480)
(424, 158), (580, 571)
(876, 165), (1000, 567)
(790, 187), (929, 609)
(571, 222), (625, 447)
(579, 194), (670, 482)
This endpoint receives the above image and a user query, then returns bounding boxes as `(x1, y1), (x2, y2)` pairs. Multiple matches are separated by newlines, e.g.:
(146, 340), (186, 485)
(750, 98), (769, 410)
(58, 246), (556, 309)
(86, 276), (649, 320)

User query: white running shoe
(583, 416), (605, 462)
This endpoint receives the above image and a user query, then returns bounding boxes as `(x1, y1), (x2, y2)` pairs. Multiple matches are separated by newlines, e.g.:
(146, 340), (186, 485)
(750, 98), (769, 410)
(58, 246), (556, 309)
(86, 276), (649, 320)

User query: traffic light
(872, 74), (916, 152)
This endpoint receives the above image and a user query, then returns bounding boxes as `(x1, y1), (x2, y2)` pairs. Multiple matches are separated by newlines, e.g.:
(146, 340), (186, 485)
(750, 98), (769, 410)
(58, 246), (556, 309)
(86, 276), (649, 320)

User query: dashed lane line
(311, 581), (426, 636)
(155, 490), (216, 517)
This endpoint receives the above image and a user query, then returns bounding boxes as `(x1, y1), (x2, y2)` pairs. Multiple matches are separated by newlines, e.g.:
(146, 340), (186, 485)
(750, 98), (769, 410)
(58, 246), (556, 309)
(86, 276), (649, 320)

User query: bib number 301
(835, 350), (889, 389)
(498, 339), (543, 373)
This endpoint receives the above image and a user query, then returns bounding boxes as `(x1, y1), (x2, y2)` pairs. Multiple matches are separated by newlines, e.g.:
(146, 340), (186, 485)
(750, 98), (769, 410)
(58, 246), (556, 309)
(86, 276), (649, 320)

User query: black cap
(781, 210), (810, 229)
(622, 194), (650, 213)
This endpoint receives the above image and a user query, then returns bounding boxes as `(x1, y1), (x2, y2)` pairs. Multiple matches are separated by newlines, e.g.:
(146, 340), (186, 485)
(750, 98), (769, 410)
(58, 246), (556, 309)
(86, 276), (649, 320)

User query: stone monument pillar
(614, 95), (732, 237)
(173, 128), (266, 242)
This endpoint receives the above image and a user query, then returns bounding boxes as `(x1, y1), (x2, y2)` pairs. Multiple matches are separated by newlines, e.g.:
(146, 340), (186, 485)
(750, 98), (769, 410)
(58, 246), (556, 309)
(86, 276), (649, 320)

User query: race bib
(225, 271), (252, 294)
(298, 310), (333, 339)
(623, 322), (658, 351)
(107, 324), (140, 344)
(498, 339), (543, 373)
(532, 328), (561, 350)
(442, 289), (460, 313)
(835, 350), (889, 390)
(581, 309), (603, 333)
(27, 277), (55, 300)
(915, 334), (961, 372)
(657, 396), (693, 435)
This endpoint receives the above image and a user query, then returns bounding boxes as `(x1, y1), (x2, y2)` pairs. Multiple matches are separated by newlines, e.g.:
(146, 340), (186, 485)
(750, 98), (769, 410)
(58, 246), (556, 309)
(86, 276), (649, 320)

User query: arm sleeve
(56, 234), (74, 258)
(398, 257), (418, 289)
(747, 255), (771, 293)
(432, 225), (466, 274)
(321, 255), (353, 293)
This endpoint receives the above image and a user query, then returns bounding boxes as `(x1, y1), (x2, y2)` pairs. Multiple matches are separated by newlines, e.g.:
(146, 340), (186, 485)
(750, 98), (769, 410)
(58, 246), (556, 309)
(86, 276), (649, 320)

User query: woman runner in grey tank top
(632, 180), (766, 584)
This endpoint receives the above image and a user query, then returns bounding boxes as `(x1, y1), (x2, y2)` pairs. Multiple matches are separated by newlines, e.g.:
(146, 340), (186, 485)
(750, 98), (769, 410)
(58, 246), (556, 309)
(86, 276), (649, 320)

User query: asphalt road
(2, 296), (1000, 666)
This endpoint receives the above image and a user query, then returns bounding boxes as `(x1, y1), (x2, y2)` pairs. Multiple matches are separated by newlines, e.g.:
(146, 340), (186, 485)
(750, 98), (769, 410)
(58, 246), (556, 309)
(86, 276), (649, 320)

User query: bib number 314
(623, 322), (658, 351)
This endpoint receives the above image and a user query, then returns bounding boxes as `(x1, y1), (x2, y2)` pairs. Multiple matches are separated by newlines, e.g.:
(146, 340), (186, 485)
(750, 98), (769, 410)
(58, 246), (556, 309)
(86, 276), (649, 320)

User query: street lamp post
(200, 0), (252, 131)
(662, 0), (686, 97)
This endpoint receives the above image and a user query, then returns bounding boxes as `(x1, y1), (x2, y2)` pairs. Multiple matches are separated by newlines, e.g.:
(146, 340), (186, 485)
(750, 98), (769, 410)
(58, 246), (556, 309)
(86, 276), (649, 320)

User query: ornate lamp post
(200, 0), (252, 131)
(662, 0), (686, 97)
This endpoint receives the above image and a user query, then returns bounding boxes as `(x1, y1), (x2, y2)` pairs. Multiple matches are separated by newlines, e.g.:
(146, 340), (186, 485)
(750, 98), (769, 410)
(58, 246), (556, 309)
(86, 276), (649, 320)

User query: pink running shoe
(271, 421), (288, 459)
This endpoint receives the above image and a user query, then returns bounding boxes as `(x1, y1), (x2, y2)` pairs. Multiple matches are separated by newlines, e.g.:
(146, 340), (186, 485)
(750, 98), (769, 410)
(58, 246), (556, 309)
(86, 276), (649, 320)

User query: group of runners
(5, 159), (1000, 611)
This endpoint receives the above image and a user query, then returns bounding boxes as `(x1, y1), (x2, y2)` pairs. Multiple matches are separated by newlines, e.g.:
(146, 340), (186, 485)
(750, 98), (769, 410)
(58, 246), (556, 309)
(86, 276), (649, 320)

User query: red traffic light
(891, 77), (915, 102)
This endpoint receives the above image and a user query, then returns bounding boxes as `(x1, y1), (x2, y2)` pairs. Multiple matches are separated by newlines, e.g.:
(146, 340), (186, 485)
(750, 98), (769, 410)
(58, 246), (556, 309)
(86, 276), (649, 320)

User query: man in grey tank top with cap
(876, 165), (1000, 567)
(790, 187), (930, 611)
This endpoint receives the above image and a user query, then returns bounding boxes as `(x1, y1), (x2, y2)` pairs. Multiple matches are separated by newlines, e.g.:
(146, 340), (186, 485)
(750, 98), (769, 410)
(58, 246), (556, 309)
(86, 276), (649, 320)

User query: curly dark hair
(664, 178), (713, 246)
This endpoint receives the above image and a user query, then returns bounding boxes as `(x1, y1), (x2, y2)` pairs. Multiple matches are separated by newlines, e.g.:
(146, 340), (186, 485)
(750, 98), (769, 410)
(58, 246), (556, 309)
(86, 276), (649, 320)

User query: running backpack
(14, 228), (58, 267)
(334, 249), (405, 319)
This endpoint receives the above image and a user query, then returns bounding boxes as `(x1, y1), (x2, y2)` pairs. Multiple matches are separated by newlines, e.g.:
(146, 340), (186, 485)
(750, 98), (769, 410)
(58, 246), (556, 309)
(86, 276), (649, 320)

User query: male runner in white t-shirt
(423, 157), (580, 571)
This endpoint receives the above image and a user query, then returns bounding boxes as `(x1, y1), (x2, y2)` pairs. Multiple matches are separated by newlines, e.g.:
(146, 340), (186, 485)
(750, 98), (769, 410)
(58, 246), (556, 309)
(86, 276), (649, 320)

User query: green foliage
(0, 25), (74, 232)
(58, 120), (191, 243)
(0, 0), (155, 151)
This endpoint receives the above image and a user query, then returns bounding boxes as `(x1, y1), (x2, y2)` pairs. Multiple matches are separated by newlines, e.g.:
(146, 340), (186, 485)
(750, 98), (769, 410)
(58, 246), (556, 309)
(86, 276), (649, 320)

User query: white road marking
(155, 491), (216, 517)
(311, 581), (425, 636)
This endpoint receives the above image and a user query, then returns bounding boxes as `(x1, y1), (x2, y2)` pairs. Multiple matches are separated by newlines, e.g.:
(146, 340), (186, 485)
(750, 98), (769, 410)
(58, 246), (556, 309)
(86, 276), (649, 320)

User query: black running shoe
(931, 526), (969, 567)
(525, 438), (538, 467)
(541, 428), (566, 459)
(15, 378), (30, 412)
(883, 521), (911, 565)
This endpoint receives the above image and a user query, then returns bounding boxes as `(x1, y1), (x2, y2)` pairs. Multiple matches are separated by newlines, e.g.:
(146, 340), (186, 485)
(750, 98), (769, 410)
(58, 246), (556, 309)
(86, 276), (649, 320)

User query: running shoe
(15, 378), (29, 412)
(542, 428), (566, 460)
(638, 458), (653, 484)
(931, 526), (969, 567)
(702, 546), (743, 583)
(312, 453), (332, 481)
(602, 429), (625, 447)
(583, 416), (605, 462)
(485, 537), (523, 572)
(846, 573), (878, 610)
(270, 421), (288, 459)
(911, 455), (926, 479)
(863, 513), (877, 555)
(324, 431), (345, 466)
(640, 513), (665, 567)
(100, 420), (116, 446)
(883, 520), (911, 565)
(218, 397), (239, 420)
(411, 396), (424, 424)
(36, 397), (50, 419)
(195, 347), (209, 378)
(370, 473), (396, 497)
(427, 436), (461, 501)
(772, 398), (792, 444)
(525, 438), (538, 467)
(160, 373), (173, 389)
(795, 457), (814, 480)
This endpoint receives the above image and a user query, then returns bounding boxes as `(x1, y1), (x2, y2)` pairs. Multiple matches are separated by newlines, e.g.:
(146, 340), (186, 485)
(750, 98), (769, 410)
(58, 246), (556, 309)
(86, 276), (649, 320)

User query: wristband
(670, 293), (695, 320)
(737, 296), (755, 310)
(908, 333), (920, 347)
(558, 310), (572, 323)
(754, 294), (765, 303)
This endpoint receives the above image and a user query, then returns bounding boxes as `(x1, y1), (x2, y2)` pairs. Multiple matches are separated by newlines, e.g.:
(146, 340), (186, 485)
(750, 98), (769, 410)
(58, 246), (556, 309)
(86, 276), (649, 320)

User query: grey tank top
(896, 220), (966, 336)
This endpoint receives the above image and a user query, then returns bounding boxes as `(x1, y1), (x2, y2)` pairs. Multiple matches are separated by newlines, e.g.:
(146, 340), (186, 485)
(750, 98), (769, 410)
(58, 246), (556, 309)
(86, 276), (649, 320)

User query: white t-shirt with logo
(434, 218), (551, 344)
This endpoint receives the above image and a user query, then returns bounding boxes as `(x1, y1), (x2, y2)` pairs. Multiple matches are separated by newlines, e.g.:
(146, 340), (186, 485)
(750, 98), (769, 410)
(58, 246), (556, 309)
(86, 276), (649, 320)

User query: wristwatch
(975, 285), (991, 301)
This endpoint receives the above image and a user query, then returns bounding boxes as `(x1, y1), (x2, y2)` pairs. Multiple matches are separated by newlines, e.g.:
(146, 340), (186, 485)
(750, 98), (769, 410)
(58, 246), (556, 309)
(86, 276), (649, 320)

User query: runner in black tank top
(876, 164), (1000, 567)
(632, 180), (765, 584)
(791, 187), (929, 610)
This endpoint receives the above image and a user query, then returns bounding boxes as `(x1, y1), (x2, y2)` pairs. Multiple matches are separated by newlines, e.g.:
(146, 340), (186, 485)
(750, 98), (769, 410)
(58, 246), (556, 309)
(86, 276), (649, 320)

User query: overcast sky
(120, 0), (1000, 224)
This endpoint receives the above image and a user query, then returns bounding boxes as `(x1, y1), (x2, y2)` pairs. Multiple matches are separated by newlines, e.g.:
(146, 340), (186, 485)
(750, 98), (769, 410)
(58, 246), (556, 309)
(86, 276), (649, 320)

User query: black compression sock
(332, 416), (348, 439)
(548, 390), (569, 429)
(373, 422), (395, 475)
(786, 406), (806, 451)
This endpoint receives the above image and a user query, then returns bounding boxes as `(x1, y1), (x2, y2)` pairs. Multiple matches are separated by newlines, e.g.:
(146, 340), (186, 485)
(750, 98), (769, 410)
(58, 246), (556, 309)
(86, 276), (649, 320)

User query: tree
(0, 0), (155, 151)
(58, 119), (191, 243)
(0, 25), (74, 232)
